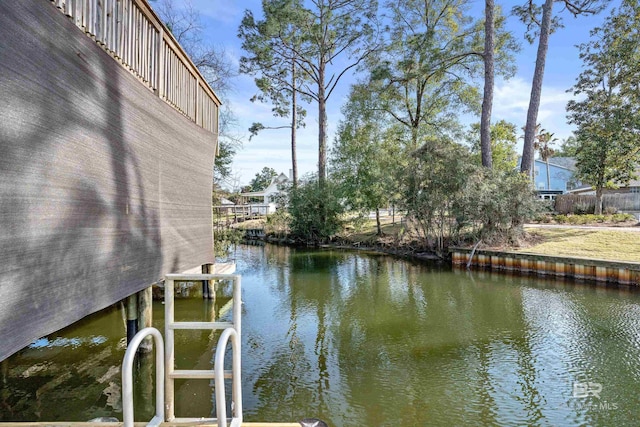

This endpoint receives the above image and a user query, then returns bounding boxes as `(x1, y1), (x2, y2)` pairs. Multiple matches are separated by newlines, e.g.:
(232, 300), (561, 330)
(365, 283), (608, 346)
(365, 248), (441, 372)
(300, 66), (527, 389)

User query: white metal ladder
(164, 273), (243, 427)
(121, 273), (243, 427)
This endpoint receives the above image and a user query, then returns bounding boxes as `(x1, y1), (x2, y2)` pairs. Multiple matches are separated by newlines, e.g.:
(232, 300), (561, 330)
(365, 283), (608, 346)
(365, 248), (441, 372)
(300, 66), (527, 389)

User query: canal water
(2, 244), (640, 426)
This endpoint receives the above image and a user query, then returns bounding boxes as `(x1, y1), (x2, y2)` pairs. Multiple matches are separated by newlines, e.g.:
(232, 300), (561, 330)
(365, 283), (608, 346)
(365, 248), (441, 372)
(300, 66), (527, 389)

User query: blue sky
(166, 0), (618, 188)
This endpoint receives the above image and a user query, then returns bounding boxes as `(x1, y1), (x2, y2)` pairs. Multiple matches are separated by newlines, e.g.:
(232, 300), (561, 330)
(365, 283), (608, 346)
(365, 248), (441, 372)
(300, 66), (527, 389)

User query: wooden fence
(555, 193), (640, 214)
(50, 0), (220, 133)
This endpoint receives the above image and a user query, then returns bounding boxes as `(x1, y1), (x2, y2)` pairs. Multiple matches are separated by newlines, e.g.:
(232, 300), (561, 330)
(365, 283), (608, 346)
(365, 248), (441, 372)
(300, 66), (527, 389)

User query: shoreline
(246, 228), (640, 287)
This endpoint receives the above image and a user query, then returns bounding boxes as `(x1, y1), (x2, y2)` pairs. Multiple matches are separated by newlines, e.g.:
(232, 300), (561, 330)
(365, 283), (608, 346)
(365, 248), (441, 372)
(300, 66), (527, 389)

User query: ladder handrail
(214, 328), (242, 427)
(164, 273), (242, 423)
(122, 327), (165, 427)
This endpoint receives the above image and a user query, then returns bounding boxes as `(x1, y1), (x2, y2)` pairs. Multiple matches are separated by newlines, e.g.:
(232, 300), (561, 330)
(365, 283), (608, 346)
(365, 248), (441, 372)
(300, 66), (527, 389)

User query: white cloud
(493, 77), (577, 143)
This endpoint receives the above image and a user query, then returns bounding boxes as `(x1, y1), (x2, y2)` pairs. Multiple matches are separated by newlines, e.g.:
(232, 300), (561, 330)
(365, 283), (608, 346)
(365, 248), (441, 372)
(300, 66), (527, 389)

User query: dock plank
(0, 423), (300, 427)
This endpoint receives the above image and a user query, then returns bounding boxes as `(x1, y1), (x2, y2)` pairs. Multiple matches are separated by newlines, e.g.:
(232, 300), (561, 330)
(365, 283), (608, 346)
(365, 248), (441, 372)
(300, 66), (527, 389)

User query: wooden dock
(0, 423), (301, 427)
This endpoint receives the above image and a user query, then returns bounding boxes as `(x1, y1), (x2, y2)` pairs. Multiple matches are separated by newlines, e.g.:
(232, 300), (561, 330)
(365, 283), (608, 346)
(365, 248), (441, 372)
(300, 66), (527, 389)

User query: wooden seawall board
(451, 248), (640, 286)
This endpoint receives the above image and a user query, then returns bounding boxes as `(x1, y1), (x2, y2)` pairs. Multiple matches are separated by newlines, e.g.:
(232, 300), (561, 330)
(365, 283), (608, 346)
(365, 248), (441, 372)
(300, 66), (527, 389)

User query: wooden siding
(0, 0), (216, 360)
(50, 0), (220, 133)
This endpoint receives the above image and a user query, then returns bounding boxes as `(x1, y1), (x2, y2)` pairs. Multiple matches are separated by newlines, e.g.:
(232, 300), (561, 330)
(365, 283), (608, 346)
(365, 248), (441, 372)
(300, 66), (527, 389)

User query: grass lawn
(521, 228), (640, 262)
(223, 213), (640, 264)
(341, 217), (404, 244)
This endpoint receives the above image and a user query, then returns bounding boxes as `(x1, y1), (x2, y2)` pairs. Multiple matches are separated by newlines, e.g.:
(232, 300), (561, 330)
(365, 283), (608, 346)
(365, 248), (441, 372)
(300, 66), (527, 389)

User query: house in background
(568, 167), (640, 195)
(517, 156), (585, 199)
(239, 172), (290, 214)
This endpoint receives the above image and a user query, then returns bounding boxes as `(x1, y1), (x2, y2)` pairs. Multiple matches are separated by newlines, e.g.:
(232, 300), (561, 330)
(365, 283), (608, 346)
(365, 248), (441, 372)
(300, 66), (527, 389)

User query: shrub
(534, 213), (552, 223)
(567, 215), (587, 224)
(214, 227), (244, 257)
(612, 213), (636, 223)
(604, 206), (618, 215)
(287, 177), (344, 243)
(554, 214), (568, 223)
(265, 209), (290, 238)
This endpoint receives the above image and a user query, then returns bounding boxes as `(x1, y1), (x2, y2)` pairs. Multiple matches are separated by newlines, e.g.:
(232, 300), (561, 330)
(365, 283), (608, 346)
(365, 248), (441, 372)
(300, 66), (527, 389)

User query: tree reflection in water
(3, 245), (640, 426)
(239, 245), (640, 427)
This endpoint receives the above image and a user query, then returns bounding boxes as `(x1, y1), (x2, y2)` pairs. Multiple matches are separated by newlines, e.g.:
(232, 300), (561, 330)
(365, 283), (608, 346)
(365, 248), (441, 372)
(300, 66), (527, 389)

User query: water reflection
(2, 245), (640, 426)
(238, 245), (640, 426)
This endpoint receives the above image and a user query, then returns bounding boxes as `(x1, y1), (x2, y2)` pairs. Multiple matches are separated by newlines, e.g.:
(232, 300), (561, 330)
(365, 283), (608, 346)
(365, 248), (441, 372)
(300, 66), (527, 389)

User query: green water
(2, 244), (640, 426)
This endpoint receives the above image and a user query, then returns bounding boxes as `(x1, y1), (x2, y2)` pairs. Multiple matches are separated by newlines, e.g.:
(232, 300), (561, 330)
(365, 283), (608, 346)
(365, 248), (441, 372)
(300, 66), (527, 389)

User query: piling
(202, 263), (214, 299)
(126, 293), (138, 344)
(137, 286), (153, 352)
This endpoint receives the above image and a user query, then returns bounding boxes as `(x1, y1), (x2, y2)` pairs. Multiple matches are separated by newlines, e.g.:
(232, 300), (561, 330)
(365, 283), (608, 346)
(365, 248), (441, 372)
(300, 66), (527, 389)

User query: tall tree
(552, 135), (578, 157)
(467, 120), (519, 173)
(239, 0), (379, 186)
(370, 0), (517, 151)
(566, 0), (640, 214)
(332, 84), (400, 235)
(513, 0), (606, 177)
(248, 167), (279, 191)
(239, 0), (309, 187)
(368, 0), (516, 213)
(481, 0), (496, 169)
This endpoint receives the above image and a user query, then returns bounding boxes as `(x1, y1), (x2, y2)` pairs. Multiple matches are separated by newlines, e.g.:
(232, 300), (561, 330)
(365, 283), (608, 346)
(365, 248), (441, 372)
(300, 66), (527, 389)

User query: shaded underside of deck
(0, 0), (217, 360)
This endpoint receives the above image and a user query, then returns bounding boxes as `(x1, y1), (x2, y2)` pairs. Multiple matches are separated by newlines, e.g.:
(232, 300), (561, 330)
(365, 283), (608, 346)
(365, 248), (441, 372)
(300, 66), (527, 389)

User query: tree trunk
(376, 208), (382, 236)
(291, 61), (298, 187)
(595, 187), (603, 215)
(520, 0), (554, 176)
(318, 62), (327, 186)
(480, 0), (495, 169)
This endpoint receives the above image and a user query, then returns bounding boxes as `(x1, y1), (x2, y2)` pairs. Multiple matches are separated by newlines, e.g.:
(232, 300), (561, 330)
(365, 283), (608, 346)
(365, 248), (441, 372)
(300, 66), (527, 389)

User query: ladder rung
(168, 321), (234, 330)
(170, 369), (233, 379)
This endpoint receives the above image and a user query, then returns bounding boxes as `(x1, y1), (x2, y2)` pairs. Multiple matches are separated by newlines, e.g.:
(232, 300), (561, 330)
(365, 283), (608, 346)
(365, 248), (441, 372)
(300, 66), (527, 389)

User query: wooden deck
(0, 423), (300, 427)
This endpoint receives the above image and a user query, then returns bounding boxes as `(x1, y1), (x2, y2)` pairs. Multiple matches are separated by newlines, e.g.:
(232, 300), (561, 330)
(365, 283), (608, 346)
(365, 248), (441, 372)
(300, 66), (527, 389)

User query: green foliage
(331, 83), (401, 234)
(567, 0), (640, 213)
(287, 178), (344, 243)
(512, 1), (606, 44)
(467, 120), (519, 172)
(369, 0), (516, 147)
(454, 169), (540, 244)
(550, 213), (635, 224)
(265, 210), (290, 238)
(239, 0), (379, 181)
(612, 213), (636, 223)
(248, 167), (278, 191)
(402, 138), (538, 251)
(214, 228), (244, 258)
(238, 0), (308, 141)
(553, 135), (579, 157)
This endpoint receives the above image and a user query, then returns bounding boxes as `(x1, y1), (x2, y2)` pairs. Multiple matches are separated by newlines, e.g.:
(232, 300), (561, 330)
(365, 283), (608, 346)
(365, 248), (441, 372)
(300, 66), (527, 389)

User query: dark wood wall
(0, 0), (216, 360)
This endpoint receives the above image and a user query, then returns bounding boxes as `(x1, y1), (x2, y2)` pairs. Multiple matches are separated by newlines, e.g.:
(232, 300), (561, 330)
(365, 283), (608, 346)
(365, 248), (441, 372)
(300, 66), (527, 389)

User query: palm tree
(536, 130), (557, 190)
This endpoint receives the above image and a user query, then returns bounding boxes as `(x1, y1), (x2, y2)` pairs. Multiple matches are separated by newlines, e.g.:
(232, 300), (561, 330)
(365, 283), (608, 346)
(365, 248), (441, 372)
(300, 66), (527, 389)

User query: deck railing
(51, 0), (220, 134)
